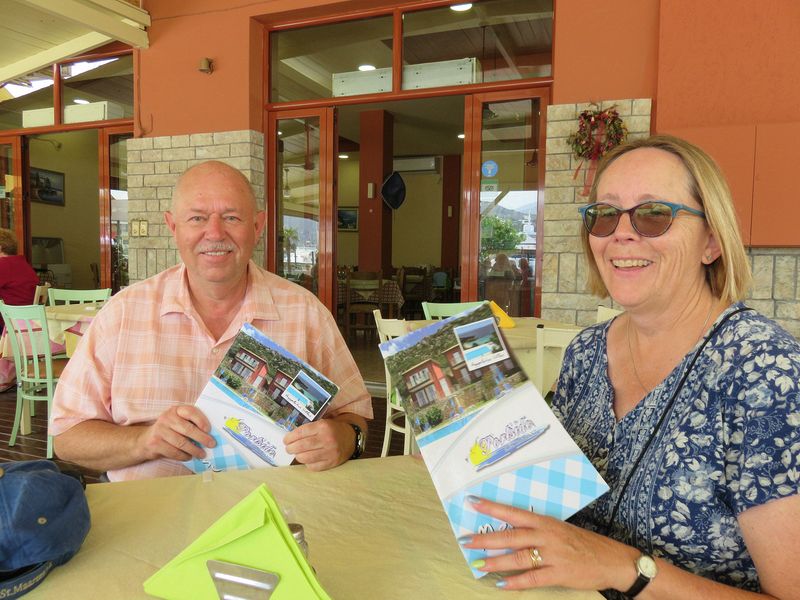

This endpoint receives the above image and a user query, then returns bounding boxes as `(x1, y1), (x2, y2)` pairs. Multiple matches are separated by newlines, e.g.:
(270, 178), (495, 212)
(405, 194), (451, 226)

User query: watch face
(637, 555), (657, 579)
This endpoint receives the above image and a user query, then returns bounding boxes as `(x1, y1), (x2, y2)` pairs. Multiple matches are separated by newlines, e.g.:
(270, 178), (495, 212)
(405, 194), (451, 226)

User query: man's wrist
(349, 423), (365, 459)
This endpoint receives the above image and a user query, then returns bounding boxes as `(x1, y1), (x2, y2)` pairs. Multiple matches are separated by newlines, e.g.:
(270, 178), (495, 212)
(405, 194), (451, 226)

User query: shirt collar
(159, 261), (280, 322)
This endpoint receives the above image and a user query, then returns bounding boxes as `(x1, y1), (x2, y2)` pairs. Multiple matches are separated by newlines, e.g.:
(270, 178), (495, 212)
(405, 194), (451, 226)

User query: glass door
(101, 127), (132, 292)
(266, 107), (337, 310)
(461, 88), (548, 316)
(0, 136), (23, 251)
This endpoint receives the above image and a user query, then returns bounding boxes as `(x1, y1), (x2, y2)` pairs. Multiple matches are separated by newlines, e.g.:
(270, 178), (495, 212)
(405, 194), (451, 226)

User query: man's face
(165, 163), (265, 291)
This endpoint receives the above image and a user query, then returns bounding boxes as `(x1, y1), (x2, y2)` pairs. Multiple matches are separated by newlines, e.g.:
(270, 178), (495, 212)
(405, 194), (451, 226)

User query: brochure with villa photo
(379, 303), (609, 578)
(185, 323), (338, 473)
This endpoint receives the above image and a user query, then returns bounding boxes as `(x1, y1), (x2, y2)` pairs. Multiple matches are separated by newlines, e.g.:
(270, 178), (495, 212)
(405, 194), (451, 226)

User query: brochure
(379, 303), (609, 578)
(186, 323), (338, 474)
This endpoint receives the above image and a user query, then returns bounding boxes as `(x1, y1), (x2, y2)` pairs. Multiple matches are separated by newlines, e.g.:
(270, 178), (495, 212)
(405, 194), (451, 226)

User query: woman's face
(589, 148), (719, 313)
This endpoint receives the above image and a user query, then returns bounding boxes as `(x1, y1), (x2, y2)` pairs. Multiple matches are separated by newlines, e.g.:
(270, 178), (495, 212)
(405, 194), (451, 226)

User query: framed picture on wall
(30, 167), (65, 206)
(337, 207), (358, 231)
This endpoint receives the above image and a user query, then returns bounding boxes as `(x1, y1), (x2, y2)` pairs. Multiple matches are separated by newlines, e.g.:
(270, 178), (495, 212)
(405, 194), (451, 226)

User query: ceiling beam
(0, 30), (110, 85)
(23, 0), (149, 49)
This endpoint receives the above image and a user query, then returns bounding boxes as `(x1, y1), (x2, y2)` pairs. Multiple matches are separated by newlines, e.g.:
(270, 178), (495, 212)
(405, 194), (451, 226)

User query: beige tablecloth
(29, 455), (601, 599)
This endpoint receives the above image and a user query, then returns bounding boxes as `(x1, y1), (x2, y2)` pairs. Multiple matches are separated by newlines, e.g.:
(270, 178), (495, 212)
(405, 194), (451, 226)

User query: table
(28, 455), (602, 599)
(338, 279), (405, 317)
(45, 301), (104, 357)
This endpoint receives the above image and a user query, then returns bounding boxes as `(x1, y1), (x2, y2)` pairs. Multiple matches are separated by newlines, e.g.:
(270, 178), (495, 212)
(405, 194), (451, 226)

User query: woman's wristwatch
(623, 553), (658, 597)
(349, 423), (365, 459)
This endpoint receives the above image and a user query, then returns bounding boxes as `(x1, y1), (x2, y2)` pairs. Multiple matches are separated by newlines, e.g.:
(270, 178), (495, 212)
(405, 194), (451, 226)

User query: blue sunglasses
(578, 201), (705, 237)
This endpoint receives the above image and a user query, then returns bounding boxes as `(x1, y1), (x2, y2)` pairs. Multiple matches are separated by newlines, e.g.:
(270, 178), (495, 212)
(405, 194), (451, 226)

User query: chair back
(33, 282), (51, 305)
(0, 303), (63, 458)
(373, 309), (414, 456)
(0, 303), (57, 384)
(596, 305), (623, 322)
(48, 287), (111, 306)
(533, 325), (580, 396)
(343, 271), (382, 340)
(422, 301), (484, 320)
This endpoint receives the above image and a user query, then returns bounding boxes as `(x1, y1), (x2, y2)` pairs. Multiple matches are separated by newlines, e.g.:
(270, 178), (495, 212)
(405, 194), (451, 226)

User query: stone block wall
(541, 100), (800, 338)
(125, 130), (265, 283)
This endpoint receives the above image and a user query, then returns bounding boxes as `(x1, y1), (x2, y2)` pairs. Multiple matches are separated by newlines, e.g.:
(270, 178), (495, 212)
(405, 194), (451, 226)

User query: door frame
(99, 126), (133, 289)
(0, 136), (24, 254)
(266, 106), (338, 310)
(460, 87), (550, 315)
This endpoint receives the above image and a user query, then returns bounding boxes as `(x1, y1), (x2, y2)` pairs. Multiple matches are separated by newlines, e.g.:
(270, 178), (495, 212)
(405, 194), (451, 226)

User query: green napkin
(144, 484), (330, 600)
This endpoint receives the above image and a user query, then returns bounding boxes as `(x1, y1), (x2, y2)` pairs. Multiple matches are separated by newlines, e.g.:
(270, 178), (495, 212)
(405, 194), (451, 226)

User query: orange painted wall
(656, 0), (800, 130)
(552, 0), (659, 104)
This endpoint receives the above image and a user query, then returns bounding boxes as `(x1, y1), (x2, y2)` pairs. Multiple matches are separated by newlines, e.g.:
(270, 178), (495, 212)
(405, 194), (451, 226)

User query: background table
(337, 279), (405, 317)
(45, 301), (104, 357)
(29, 455), (602, 599)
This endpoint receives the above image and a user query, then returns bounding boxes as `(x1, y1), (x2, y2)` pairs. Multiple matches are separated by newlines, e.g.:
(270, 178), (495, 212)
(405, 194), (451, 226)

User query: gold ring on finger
(529, 547), (543, 569)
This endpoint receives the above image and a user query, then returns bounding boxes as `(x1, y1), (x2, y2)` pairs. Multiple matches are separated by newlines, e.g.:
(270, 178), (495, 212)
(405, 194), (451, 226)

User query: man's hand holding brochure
(185, 323), (337, 473)
(379, 303), (609, 577)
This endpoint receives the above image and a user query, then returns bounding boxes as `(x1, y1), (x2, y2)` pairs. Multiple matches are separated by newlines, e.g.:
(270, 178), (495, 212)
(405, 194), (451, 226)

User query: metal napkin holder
(207, 559), (280, 599)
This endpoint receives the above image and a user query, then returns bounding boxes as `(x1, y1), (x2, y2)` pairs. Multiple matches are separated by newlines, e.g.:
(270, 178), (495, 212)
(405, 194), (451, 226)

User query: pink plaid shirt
(50, 262), (372, 481)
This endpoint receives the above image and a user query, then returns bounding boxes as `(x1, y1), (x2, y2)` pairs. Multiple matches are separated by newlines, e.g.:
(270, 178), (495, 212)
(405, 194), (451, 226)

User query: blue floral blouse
(552, 303), (800, 595)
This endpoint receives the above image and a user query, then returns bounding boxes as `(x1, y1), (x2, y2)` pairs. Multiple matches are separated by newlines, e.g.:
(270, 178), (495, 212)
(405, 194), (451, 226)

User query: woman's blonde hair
(581, 134), (751, 303)
(0, 228), (17, 255)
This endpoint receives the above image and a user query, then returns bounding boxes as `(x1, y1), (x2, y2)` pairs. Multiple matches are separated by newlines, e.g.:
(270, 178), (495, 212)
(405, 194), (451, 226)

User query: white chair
(533, 325), (580, 396)
(373, 309), (414, 457)
(33, 282), (51, 305)
(597, 305), (623, 322)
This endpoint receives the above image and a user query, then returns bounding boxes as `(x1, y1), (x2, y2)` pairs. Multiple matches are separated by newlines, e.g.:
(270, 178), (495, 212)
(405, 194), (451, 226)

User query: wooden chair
(533, 324), (580, 397)
(0, 303), (69, 458)
(429, 268), (452, 302)
(344, 270), (382, 342)
(422, 301), (485, 320)
(48, 287), (111, 306)
(597, 305), (623, 322)
(373, 309), (414, 457)
(33, 282), (51, 305)
(399, 266), (430, 319)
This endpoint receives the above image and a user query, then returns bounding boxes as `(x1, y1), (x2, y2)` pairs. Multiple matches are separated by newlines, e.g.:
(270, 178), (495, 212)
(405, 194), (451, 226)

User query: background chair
(33, 282), (51, 305)
(0, 303), (69, 458)
(533, 324), (580, 398)
(344, 270), (382, 342)
(373, 309), (414, 457)
(597, 304), (623, 322)
(48, 287), (111, 306)
(398, 266), (430, 319)
(422, 301), (484, 320)
(429, 268), (452, 303)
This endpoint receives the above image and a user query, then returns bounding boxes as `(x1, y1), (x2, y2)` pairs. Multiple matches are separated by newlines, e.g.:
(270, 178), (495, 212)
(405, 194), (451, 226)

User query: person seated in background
(51, 161), (372, 481)
(488, 252), (519, 279)
(0, 228), (39, 307)
(461, 135), (799, 599)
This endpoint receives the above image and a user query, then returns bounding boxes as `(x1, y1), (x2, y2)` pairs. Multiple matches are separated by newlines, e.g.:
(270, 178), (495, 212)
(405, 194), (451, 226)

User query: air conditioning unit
(64, 101), (125, 124)
(393, 156), (439, 173)
(22, 108), (55, 128)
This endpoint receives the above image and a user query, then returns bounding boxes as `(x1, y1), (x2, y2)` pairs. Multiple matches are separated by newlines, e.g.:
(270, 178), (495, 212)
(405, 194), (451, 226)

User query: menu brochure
(186, 323), (338, 473)
(379, 303), (609, 577)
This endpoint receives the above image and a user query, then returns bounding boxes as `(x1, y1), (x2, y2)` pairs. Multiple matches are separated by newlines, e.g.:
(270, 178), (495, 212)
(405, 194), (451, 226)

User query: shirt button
(211, 348), (219, 354)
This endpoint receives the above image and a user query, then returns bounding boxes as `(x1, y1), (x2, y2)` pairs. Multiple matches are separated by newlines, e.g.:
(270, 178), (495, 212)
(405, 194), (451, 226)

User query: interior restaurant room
(0, 1), (799, 599)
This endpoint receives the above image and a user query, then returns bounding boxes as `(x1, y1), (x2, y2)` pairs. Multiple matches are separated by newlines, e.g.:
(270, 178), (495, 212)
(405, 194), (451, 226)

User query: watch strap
(623, 553), (655, 598)
(349, 423), (364, 459)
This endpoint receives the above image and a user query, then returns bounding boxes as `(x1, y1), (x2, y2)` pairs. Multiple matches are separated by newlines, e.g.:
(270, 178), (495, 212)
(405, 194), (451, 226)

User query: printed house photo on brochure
(187, 323), (337, 473)
(380, 303), (609, 577)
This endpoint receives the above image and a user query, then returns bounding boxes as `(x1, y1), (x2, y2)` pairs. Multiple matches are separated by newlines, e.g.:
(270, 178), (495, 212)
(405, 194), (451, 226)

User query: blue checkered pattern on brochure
(443, 454), (610, 578)
(185, 430), (250, 473)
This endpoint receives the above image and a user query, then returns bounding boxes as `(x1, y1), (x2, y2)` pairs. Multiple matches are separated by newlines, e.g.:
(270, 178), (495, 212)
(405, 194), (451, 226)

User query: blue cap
(0, 460), (91, 598)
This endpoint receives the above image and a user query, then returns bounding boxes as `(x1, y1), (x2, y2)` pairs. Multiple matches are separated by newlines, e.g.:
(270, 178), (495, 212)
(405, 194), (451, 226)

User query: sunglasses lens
(584, 204), (620, 236)
(632, 202), (673, 236)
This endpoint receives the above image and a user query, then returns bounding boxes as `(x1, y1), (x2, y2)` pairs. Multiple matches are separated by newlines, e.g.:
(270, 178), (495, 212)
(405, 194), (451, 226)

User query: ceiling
(0, 0), (149, 89)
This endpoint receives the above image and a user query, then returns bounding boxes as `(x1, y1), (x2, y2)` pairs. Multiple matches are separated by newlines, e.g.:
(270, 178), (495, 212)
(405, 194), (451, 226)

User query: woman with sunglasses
(461, 135), (799, 599)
